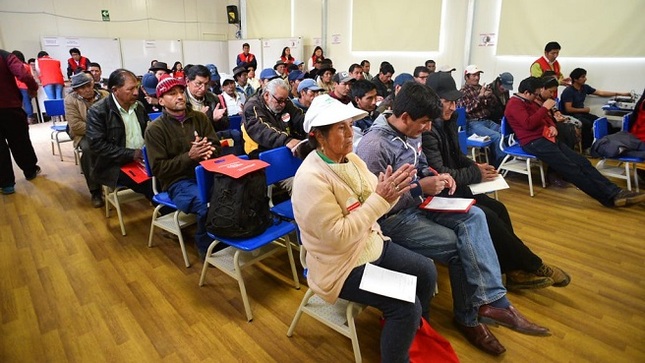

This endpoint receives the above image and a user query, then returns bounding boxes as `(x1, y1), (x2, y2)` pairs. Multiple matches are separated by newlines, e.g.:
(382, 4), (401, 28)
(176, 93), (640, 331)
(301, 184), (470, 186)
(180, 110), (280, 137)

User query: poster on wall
(331, 34), (341, 45)
(479, 33), (496, 47)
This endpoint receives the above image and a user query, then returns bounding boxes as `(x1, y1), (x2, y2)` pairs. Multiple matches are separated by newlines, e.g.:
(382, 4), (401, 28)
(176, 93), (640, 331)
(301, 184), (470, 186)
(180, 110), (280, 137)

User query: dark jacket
(422, 114), (482, 187)
(185, 90), (229, 132)
(144, 109), (221, 191)
(241, 89), (305, 157)
(0, 49), (38, 109)
(86, 95), (150, 188)
(371, 76), (392, 98)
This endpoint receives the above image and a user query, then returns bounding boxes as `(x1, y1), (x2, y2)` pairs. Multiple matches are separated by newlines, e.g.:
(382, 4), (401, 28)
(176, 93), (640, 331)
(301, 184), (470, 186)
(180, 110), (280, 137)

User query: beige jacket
(292, 152), (395, 303)
(64, 89), (109, 147)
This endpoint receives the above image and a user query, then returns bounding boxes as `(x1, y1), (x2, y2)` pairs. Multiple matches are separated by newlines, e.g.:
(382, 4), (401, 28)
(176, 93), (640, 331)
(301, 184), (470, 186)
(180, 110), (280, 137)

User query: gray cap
(70, 72), (92, 89)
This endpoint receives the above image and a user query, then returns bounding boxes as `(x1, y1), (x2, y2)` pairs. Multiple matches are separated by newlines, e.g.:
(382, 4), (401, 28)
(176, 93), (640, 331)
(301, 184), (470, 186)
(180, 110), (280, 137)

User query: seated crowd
(6, 40), (644, 361)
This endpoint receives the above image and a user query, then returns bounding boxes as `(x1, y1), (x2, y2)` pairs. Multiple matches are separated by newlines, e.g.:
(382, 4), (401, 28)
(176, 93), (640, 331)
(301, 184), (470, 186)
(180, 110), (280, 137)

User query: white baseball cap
(303, 95), (367, 133)
(464, 65), (483, 75)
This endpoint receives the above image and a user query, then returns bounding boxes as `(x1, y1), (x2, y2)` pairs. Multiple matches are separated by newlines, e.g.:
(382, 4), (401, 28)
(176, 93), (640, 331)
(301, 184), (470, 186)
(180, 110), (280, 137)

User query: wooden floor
(1, 122), (644, 363)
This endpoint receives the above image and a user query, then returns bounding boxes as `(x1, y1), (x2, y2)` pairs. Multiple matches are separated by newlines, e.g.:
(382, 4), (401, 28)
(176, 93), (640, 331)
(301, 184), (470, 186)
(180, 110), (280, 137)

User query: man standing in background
(236, 43), (257, 70)
(530, 41), (570, 86)
(0, 49), (41, 195)
(36, 51), (65, 99)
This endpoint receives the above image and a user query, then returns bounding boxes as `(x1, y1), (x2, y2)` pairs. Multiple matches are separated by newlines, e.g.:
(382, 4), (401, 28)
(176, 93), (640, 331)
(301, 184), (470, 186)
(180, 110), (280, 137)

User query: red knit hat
(156, 74), (186, 97)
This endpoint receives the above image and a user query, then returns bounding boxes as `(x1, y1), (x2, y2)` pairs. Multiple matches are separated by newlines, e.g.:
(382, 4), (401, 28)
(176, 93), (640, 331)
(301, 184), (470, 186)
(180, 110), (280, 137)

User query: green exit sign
(101, 10), (110, 22)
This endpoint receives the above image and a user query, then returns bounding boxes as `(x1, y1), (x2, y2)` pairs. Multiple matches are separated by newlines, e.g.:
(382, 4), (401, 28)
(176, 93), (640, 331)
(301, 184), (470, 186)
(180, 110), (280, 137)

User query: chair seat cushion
(152, 192), (178, 209)
(466, 139), (493, 148)
(505, 144), (538, 159)
(51, 125), (68, 132)
(207, 219), (296, 251)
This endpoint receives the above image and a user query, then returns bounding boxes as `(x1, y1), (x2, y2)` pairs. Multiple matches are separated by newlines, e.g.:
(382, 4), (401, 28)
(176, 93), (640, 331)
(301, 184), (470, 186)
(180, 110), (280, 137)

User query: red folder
(419, 196), (476, 213)
(543, 126), (556, 143)
(121, 161), (151, 184)
(200, 154), (269, 178)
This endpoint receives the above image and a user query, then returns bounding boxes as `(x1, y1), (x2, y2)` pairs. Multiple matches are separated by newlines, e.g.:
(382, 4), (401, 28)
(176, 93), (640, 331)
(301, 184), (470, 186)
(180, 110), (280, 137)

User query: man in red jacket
(0, 49), (41, 194)
(504, 76), (644, 207)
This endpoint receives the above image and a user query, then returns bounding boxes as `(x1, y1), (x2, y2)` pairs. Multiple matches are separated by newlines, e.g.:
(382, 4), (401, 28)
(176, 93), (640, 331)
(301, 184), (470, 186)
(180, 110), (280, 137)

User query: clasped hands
(189, 132), (216, 160)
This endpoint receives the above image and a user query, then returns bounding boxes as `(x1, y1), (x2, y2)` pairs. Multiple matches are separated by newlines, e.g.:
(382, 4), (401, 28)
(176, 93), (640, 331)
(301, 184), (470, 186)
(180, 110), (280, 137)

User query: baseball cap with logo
(332, 71), (355, 84)
(205, 64), (220, 81)
(303, 95), (368, 133)
(464, 65), (483, 75)
(156, 75), (186, 98)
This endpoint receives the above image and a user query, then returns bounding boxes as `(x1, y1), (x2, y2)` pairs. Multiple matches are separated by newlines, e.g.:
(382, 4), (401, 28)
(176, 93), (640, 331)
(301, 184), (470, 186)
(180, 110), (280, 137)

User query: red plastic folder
(419, 196), (476, 213)
(121, 161), (151, 184)
(200, 154), (269, 178)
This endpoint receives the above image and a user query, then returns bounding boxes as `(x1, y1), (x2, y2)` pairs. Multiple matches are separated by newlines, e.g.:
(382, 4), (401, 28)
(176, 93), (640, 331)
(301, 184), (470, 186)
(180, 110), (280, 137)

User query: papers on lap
(359, 263), (417, 303)
(419, 196), (476, 213)
(468, 133), (490, 142)
(468, 175), (509, 195)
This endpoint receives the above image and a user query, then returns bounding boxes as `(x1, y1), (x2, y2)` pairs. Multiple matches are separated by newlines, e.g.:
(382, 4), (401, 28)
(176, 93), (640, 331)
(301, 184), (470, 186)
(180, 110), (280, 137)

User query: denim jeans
(168, 179), (211, 254)
(339, 241), (437, 363)
(379, 206), (506, 327)
(522, 138), (621, 206)
(466, 119), (505, 166)
(43, 84), (64, 100)
(20, 89), (33, 116)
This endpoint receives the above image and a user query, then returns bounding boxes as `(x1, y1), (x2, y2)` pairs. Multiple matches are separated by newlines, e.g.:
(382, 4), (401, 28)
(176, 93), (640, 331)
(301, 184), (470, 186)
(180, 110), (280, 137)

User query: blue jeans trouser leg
(522, 138), (621, 206)
(424, 206), (507, 326)
(379, 207), (504, 326)
(20, 89), (33, 116)
(168, 179), (211, 254)
(467, 119), (505, 166)
(43, 84), (64, 100)
(338, 241), (437, 363)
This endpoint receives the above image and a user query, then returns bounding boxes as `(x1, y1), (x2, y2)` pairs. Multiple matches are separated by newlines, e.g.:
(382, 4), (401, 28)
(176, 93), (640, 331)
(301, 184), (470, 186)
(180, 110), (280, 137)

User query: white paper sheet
(420, 197), (475, 212)
(468, 175), (510, 195)
(359, 263), (417, 303)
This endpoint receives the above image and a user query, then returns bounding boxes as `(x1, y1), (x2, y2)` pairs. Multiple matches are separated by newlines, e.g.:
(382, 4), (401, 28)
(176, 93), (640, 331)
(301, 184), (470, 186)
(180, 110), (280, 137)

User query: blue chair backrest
(229, 115), (243, 132)
(500, 116), (511, 137)
(141, 146), (153, 177)
(622, 112), (633, 132)
(456, 107), (467, 128)
(148, 112), (162, 121)
(458, 130), (468, 155)
(593, 117), (609, 141)
(259, 146), (303, 185)
(44, 99), (65, 117)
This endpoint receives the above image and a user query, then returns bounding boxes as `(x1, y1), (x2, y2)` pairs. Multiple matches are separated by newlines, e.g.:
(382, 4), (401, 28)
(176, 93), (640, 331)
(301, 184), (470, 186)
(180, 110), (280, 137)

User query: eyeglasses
(191, 80), (207, 89)
(271, 94), (287, 105)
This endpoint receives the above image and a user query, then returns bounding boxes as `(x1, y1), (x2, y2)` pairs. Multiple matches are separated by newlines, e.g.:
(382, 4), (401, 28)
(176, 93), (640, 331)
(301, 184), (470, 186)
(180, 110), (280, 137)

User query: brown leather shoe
(454, 319), (506, 356)
(479, 305), (551, 336)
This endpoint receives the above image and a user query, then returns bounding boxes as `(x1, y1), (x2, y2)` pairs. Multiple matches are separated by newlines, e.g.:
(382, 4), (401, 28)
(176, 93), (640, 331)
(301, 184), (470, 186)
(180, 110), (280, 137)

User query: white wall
(0, 0), (237, 60)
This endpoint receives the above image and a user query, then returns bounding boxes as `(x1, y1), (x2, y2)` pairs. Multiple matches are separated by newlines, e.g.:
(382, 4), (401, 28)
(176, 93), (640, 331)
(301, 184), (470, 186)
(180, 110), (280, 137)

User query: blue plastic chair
(622, 112), (633, 132)
(195, 164), (300, 321)
(497, 117), (545, 197)
(142, 146), (197, 267)
(228, 115), (243, 132)
(593, 117), (643, 192)
(44, 99), (73, 162)
(148, 112), (162, 121)
(258, 146), (302, 220)
(456, 107), (494, 163)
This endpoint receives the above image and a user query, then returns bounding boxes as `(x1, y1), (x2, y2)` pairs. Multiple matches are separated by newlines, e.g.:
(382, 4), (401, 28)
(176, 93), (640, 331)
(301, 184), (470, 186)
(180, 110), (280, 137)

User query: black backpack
(206, 169), (273, 238)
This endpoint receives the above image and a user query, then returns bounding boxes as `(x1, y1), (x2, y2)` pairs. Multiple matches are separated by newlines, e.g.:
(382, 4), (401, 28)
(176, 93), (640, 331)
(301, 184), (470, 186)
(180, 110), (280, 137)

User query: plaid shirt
(458, 83), (499, 120)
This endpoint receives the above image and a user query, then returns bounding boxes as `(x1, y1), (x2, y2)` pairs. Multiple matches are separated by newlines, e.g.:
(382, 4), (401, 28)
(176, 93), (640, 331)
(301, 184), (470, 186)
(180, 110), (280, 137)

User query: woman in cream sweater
(292, 95), (437, 363)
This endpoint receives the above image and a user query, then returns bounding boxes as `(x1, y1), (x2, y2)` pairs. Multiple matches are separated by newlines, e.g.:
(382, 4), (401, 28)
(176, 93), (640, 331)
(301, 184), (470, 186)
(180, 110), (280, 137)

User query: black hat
(149, 61), (171, 74)
(232, 65), (248, 77)
(426, 72), (463, 101)
(273, 60), (286, 70)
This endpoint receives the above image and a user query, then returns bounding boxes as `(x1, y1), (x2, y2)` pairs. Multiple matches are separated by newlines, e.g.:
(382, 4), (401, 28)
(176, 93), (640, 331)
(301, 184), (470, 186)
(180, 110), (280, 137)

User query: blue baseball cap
(205, 64), (220, 81)
(393, 73), (414, 87)
(141, 73), (158, 96)
(297, 78), (323, 93)
(260, 68), (279, 80)
(288, 70), (305, 82)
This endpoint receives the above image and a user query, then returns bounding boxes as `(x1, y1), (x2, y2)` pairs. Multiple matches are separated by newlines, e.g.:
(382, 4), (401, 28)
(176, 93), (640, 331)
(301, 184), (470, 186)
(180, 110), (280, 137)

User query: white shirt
(222, 92), (243, 115)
